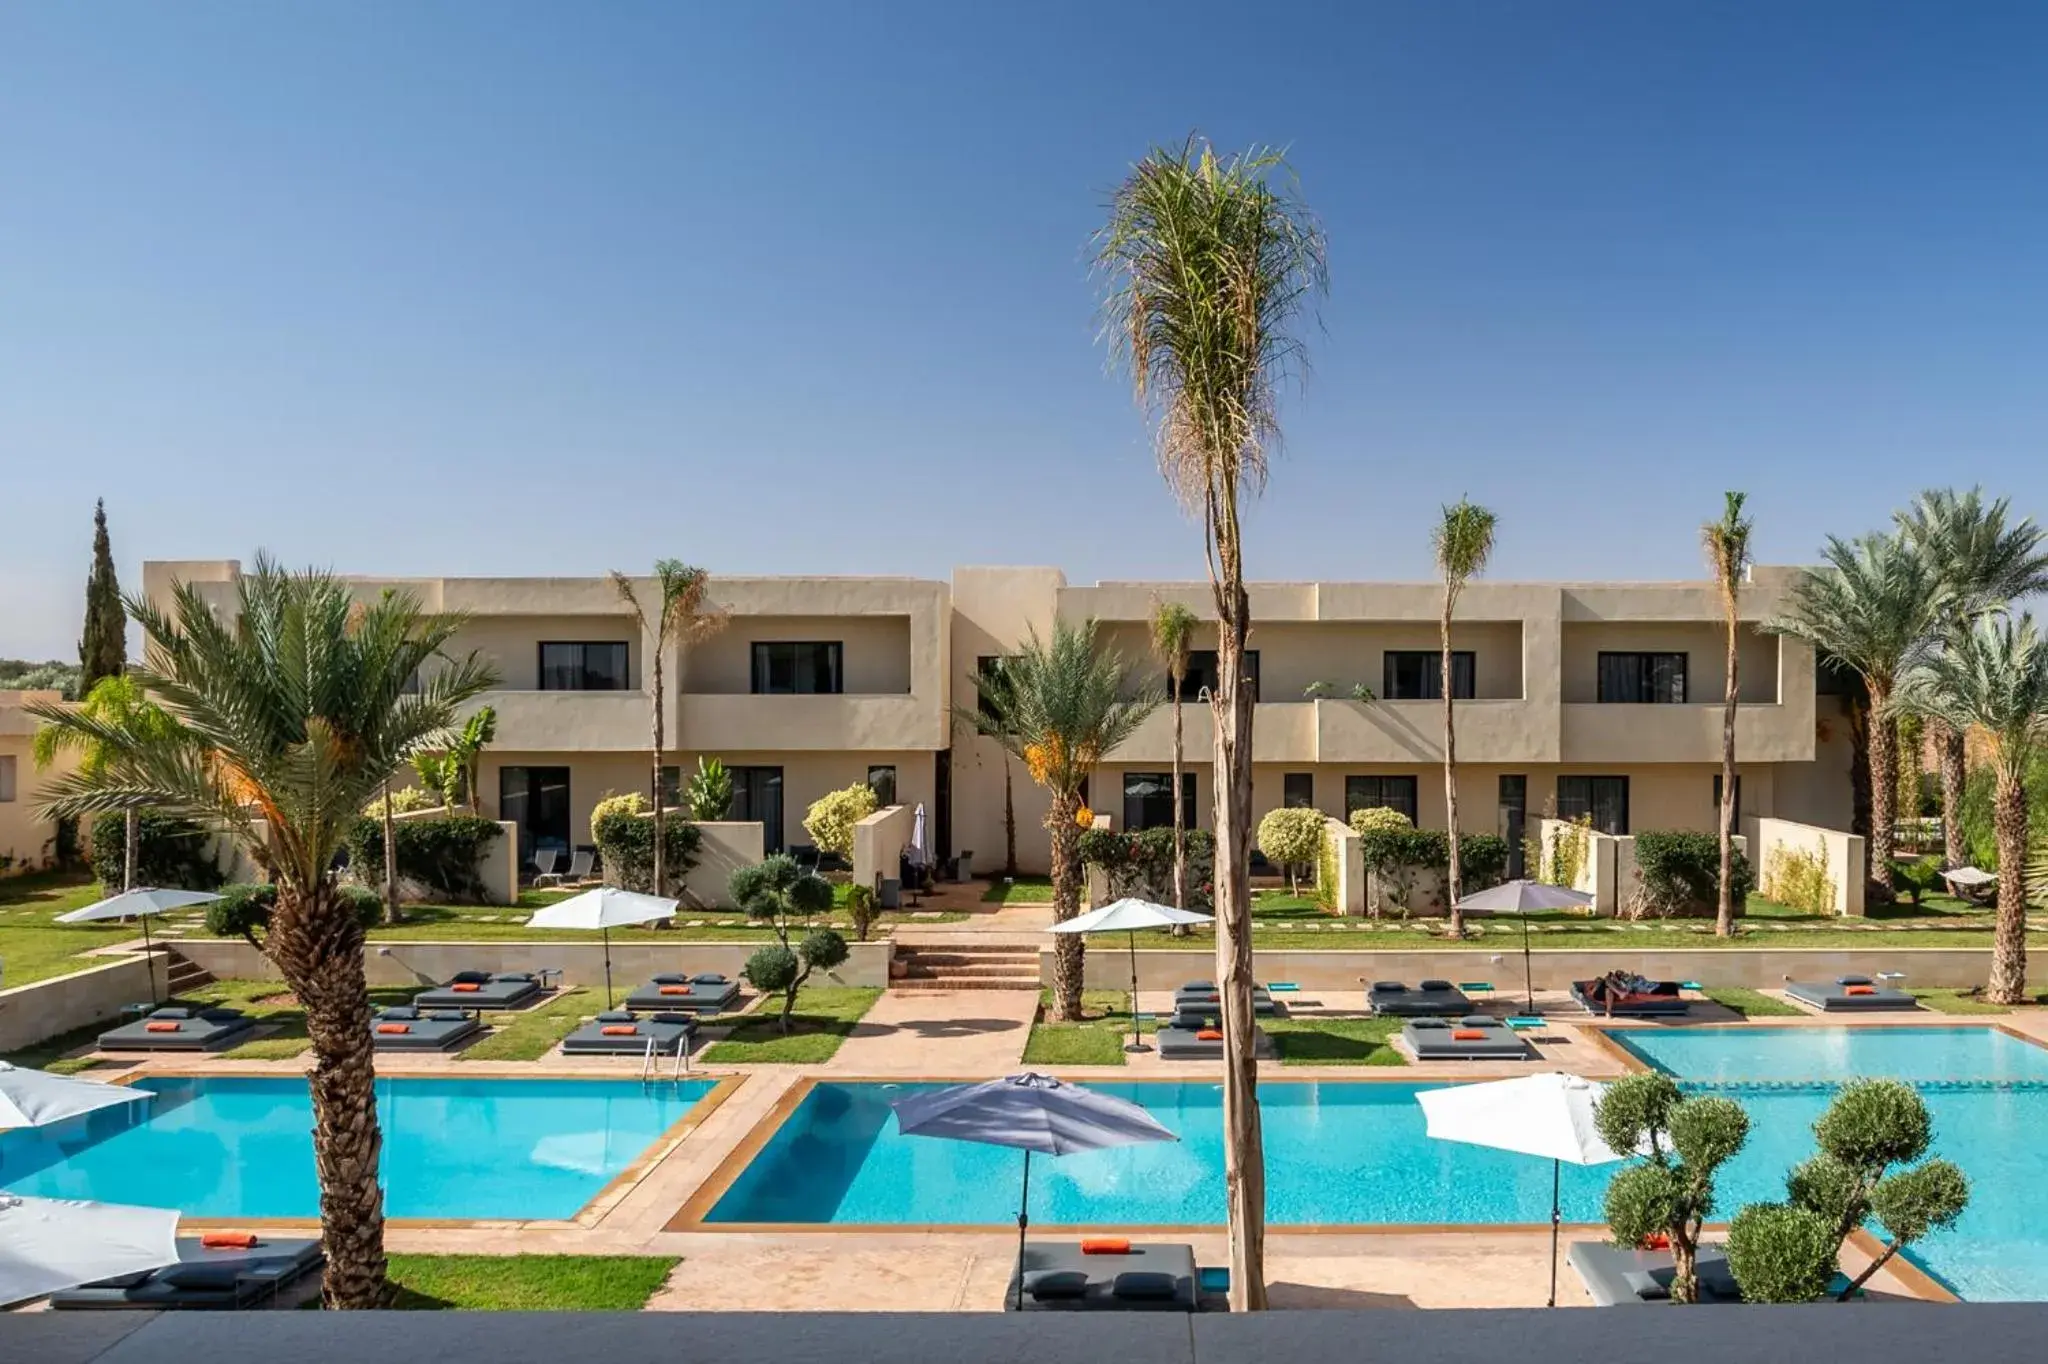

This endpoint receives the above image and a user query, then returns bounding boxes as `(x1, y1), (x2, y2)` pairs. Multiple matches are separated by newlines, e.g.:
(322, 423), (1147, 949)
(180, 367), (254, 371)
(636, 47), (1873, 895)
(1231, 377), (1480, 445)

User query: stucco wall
(683, 821), (765, 909)
(1559, 622), (1780, 704)
(852, 804), (914, 894)
(0, 693), (74, 874)
(0, 954), (158, 1051)
(1755, 816), (1867, 916)
(445, 614), (643, 691)
(682, 615), (913, 695)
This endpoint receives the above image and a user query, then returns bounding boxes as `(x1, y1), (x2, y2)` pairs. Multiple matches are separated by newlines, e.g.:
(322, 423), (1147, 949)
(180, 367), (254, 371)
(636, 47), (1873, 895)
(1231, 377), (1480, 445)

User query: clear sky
(5, 1), (2046, 656)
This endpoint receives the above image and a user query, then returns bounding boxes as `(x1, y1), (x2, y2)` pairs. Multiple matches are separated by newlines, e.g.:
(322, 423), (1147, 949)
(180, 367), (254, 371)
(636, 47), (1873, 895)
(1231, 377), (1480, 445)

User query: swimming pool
(0, 1075), (715, 1221)
(1610, 1025), (2048, 1084)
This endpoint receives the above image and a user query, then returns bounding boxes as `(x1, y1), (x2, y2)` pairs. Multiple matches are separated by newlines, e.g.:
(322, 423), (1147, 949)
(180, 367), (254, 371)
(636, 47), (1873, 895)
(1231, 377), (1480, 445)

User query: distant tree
(0, 659), (83, 698)
(31, 675), (180, 891)
(1255, 806), (1325, 896)
(78, 499), (126, 694)
(1150, 600), (1199, 907)
(1434, 498), (1497, 933)
(1702, 491), (1753, 938)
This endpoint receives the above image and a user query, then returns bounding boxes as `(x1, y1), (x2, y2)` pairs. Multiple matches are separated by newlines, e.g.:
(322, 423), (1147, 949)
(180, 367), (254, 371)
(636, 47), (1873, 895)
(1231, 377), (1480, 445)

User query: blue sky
(5, 2), (2046, 655)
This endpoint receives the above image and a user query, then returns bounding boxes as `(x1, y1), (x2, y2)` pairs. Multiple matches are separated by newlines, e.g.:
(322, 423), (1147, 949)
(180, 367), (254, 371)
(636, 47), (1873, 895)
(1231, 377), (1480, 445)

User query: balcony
(1315, 698), (1558, 764)
(677, 693), (944, 752)
(481, 690), (648, 751)
(1560, 702), (1814, 764)
(1110, 702), (1317, 765)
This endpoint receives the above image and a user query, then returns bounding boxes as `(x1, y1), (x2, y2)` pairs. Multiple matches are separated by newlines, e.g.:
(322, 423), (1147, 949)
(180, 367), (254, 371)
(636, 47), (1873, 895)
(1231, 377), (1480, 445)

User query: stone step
(893, 976), (1041, 993)
(902, 951), (1039, 967)
(901, 962), (1041, 980)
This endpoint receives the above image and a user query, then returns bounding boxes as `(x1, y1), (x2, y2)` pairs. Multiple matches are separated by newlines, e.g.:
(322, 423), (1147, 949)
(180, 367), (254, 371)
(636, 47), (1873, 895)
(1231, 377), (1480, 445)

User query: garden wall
(1323, 817), (1365, 916)
(852, 804), (913, 896)
(389, 806), (520, 905)
(1536, 820), (1750, 917)
(0, 954), (159, 1051)
(681, 821), (765, 909)
(1754, 817), (1866, 917)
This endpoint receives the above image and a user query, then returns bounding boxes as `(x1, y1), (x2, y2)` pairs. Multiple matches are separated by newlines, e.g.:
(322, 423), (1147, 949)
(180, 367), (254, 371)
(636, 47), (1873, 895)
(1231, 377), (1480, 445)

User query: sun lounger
(369, 1004), (481, 1051)
(1366, 979), (1472, 1017)
(51, 1236), (325, 1310)
(412, 971), (544, 1011)
(1784, 975), (1918, 1012)
(1571, 973), (1690, 1018)
(1567, 1241), (1740, 1306)
(1402, 1015), (1535, 1061)
(97, 1006), (256, 1052)
(1172, 980), (1282, 1016)
(559, 1009), (697, 1056)
(1154, 1008), (1277, 1061)
(1006, 1241), (1199, 1312)
(622, 972), (740, 1014)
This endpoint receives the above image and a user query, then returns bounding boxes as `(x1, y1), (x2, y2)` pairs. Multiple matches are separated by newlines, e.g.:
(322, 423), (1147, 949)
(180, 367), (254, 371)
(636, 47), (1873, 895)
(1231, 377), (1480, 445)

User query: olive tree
(1596, 1072), (1750, 1303)
(732, 854), (845, 1033)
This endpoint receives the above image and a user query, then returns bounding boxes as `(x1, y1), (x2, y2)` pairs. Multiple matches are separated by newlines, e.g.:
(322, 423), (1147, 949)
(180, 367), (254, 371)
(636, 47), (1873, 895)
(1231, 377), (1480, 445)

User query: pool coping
(1581, 1017), (2048, 1077)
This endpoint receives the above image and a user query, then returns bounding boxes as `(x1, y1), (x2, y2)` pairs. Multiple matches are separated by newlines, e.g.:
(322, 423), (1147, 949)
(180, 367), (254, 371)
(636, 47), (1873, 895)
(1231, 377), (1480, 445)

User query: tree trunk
(1841, 1239), (1904, 1301)
(380, 781), (401, 926)
(265, 882), (389, 1308)
(1440, 595), (1463, 934)
(1002, 758), (1018, 879)
(1047, 792), (1085, 1020)
(1987, 766), (2029, 1004)
(1937, 723), (1967, 868)
(651, 647), (667, 898)
(1669, 1233), (1699, 1305)
(1868, 691), (1898, 892)
(1847, 692), (1872, 841)
(122, 807), (137, 892)
(1716, 603), (1739, 937)
(1171, 691), (1187, 910)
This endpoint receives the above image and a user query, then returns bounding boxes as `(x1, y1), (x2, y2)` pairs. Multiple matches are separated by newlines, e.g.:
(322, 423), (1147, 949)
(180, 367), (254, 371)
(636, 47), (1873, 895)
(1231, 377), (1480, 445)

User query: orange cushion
(376, 1023), (411, 1034)
(144, 1021), (181, 1033)
(1844, 985), (1877, 996)
(1452, 1029), (1486, 1040)
(1640, 1232), (1670, 1251)
(201, 1232), (259, 1250)
(659, 985), (690, 995)
(600, 1025), (638, 1036)
(1080, 1237), (1131, 1255)
(1195, 1028), (1223, 1041)
(451, 982), (482, 993)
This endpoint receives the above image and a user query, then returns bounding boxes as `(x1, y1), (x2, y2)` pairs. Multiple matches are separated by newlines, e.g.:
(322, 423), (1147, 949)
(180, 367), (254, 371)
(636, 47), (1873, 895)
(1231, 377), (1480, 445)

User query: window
(1557, 775), (1630, 835)
(1178, 649), (1259, 703)
(1345, 775), (1418, 823)
(752, 641), (843, 695)
(0, 754), (14, 802)
(1597, 652), (1687, 703)
(539, 641), (630, 691)
(1123, 771), (1195, 831)
(1383, 651), (1475, 701)
(867, 765), (898, 807)
(659, 765), (682, 809)
(728, 766), (785, 852)
(1283, 772), (1315, 810)
(975, 655), (1015, 723)
(1712, 774), (1743, 830)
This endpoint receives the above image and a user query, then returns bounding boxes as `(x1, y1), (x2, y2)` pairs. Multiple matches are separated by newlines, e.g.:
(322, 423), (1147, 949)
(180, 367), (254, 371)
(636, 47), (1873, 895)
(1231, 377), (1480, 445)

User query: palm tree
(1150, 600), (1199, 908)
(959, 620), (1156, 1019)
(609, 562), (725, 897)
(1702, 492), (1753, 937)
(29, 560), (497, 1308)
(1767, 533), (1948, 895)
(1897, 615), (2048, 1002)
(1097, 135), (1326, 1314)
(1433, 499), (1496, 935)
(31, 674), (179, 891)
(1896, 488), (2048, 869)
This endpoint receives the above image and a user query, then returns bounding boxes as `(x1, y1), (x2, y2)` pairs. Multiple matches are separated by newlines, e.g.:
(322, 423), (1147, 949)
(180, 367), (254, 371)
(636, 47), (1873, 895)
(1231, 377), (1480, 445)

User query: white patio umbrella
(907, 803), (929, 869)
(1454, 880), (1594, 1011)
(56, 887), (222, 1005)
(1417, 1073), (1630, 1307)
(893, 1073), (1179, 1310)
(0, 1060), (151, 1129)
(0, 1193), (180, 1307)
(526, 885), (678, 1007)
(1048, 898), (1214, 1051)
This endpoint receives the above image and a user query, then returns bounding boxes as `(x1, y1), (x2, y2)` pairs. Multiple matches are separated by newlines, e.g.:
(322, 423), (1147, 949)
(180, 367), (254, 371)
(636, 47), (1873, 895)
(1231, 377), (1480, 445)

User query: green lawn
(699, 986), (881, 1064)
(1022, 989), (1134, 1065)
(1265, 1015), (1407, 1065)
(380, 1255), (678, 1311)
(457, 986), (600, 1061)
(195, 979), (424, 1060)
(982, 875), (1056, 905)
(0, 871), (141, 986)
(1909, 987), (2048, 1014)
(365, 892), (960, 943)
(1701, 986), (1804, 1017)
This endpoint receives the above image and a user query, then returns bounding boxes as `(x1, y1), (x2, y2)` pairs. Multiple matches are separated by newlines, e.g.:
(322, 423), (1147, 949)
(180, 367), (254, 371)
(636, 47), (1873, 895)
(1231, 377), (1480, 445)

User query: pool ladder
(639, 1032), (691, 1083)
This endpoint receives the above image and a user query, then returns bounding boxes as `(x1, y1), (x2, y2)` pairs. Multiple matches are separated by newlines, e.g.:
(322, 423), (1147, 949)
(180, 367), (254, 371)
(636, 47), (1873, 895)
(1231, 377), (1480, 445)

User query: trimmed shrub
(345, 815), (503, 903)
(204, 881), (381, 948)
(1349, 824), (1510, 916)
(1891, 856), (1942, 906)
(589, 790), (648, 841)
(1348, 806), (1413, 836)
(1314, 825), (1340, 913)
(1256, 807), (1326, 894)
(803, 784), (879, 859)
(362, 785), (440, 818)
(1077, 826), (1215, 912)
(1726, 1202), (1840, 1303)
(1597, 1072), (1751, 1304)
(593, 808), (702, 894)
(1626, 830), (1753, 920)
(90, 812), (225, 894)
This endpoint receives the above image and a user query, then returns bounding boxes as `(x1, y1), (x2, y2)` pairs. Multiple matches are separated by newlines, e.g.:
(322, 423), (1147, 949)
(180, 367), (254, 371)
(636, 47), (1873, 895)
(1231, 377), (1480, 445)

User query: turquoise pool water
(0, 1076), (712, 1220)
(1610, 1025), (2048, 1084)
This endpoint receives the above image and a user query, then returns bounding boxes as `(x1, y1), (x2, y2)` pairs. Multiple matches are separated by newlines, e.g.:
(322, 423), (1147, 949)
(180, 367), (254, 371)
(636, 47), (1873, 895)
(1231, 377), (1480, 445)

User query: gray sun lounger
(370, 1005), (481, 1052)
(560, 1010), (697, 1056)
(412, 971), (544, 1011)
(1367, 979), (1473, 1017)
(1006, 1241), (1199, 1312)
(1784, 975), (1918, 1012)
(1567, 1241), (1740, 1306)
(1172, 981), (1281, 1016)
(97, 1006), (256, 1052)
(623, 973), (741, 1014)
(1403, 1016), (1535, 1061)
(51, 1236), (325, 1310)
(1154, 1009), (1278, 1061)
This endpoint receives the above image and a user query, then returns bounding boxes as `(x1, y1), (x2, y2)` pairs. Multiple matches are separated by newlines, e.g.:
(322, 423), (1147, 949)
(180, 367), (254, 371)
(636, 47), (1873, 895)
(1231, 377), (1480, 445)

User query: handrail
(639, 1035), (656, 1081)
(672, 1031), (690, 1079)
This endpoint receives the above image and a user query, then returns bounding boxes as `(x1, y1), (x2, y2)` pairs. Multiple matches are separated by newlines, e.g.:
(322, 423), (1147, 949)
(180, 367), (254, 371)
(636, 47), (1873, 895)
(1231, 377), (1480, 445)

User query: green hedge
(1353, 827), (1509, 886)
(206, 881), (383, 947)
(1629, 830), (1753, 919)
(1077, 827), (1215, 912)
(346, 815), (503, 903)
(593, 810), (703, 894)
(89, 812), (226, 894)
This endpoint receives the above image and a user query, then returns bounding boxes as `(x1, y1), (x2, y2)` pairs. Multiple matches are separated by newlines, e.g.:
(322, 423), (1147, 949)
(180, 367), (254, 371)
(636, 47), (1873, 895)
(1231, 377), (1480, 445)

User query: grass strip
(699, 986), (882, 1064)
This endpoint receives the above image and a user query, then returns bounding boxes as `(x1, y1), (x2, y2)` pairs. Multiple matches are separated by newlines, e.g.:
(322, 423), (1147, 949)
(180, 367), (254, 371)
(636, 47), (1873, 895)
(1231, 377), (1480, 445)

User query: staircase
(893, 942), (1041, 992)
(160, 947), (214, 997)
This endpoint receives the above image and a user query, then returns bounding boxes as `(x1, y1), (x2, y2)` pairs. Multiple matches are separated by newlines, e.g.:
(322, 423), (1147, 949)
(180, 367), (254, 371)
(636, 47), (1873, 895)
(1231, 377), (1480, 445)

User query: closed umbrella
(907, 803), (929, 869)
(1417, 1073), (1630, 1306)
(1047, 898), (1213, 1051)
(526, 886), (678, 1007)
(56, 888), (221, 1005)
(893, 1072), (1179, 1309)
(1454, 880), (1594, 1011)
(0, 1060), (151, 1129)
(0, 1193), (180, 1307)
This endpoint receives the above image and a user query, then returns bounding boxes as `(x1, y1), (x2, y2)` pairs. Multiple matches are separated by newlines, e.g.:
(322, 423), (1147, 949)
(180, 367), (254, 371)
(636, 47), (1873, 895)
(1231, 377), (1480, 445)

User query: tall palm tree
(1702, 492), (1753, 937)
(959, 620), (1156, 1018)
(1897, 615), (2048, 1002)
(1098, 135), (1326, 1314)
(1150, 600), (1199, 908)
(1433, 499), (1495, 934)
(610, 562), (725, 896)
(1896, 488), (2048, 869)
(1767, 533), (1948, 895)
(32, 674), (179, 891)
(29, 560), (497, 1308)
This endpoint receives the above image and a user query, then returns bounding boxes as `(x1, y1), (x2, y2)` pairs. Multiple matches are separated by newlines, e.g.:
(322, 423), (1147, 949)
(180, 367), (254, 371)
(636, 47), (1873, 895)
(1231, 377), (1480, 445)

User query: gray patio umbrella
(56, 888), (221, 1005)
(1454, 879), (1594, 1011)
(892, 1072), (1179, 1309)
(1047, 898), (1214, 1051)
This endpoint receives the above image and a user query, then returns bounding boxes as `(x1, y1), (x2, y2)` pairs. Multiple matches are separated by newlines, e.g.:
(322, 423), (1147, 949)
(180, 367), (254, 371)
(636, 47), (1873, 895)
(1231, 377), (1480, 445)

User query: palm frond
(1433, 498), (1497, 589)
(1897, 486), (2048, 622)
(953, 619), (1162, 800)
(1702, 491), (1753, 599)
(1895, 613), (2048, 777)
(1150, 600), (1199, 678)
(1764, 532), (1950, 693)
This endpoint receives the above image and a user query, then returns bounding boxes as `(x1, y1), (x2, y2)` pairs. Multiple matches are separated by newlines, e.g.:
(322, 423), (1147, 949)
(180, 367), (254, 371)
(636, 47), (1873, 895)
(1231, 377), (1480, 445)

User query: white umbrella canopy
(1048, 900), (1215, 1051)
(1455, 879), (1594, 1010)
(526, 886), (678, 1007)
(0, 1193), (180, 1307)
(0, 1060), (151, 1130)
(907, 803), (929, 869)
(56, 888), (221, 1005)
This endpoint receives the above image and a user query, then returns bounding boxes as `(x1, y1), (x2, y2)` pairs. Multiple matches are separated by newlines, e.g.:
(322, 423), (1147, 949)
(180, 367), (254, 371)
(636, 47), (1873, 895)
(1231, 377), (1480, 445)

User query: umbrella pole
(1522, 916), (1535, 1013)
(1548, 1157), (1560, 1308)
(1014, 1148), (1032, 1312)
(143, 913), (159, 1005)
(1126, 929), (1144, 1052)
(603, 923), (614, 1009)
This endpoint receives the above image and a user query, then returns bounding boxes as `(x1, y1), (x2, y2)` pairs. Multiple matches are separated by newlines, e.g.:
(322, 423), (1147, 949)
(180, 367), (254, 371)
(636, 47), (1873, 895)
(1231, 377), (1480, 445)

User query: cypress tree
(78, 499), (126, 693)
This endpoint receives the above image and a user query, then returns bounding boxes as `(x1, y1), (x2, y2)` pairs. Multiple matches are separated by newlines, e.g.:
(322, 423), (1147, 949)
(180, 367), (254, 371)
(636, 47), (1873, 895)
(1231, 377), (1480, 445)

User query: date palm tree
(31, 674), (180, 891)
(1702, 492), (1753, 937)
(29, 560), (497, 1308)
(958, 619), (1156, 1019)
(1767, 533), (1948, 895)
(1150, 600), (1199, 908)
(1098, 134), (1326, 1313)
(610, 561), (725, 897)
(1896, 488), (2048, 869)
(1433, 499), (1495, 935)
(1897, 615), (2048, 1002)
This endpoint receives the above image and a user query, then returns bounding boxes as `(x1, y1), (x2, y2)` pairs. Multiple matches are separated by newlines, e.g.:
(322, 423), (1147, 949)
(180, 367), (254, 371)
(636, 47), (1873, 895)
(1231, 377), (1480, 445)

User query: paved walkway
(829, 988), (1038, 1073)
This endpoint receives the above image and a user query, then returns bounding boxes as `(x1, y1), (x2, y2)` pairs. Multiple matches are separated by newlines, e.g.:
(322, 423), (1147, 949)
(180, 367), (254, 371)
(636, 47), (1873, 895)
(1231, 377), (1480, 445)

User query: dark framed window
(867, 765), (898, 807)
(729, 766), (785, 852)
(1123, 771), (1195, 831)
(1712, 774), (1742, 830)
(1283, 772), (1315, 810)
(539, 641), (630, 691)
(751, 641), (843, 695)
(1178, 649), (1259, 703)
(1383, 650), (1475, 701)
(1597, 652), (1687, 703)
(659, 765), (681, 809)
(1345, 775), (1418, 823)
(1557, 775), (1630, 835)
(975, 655), (1016, 723)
